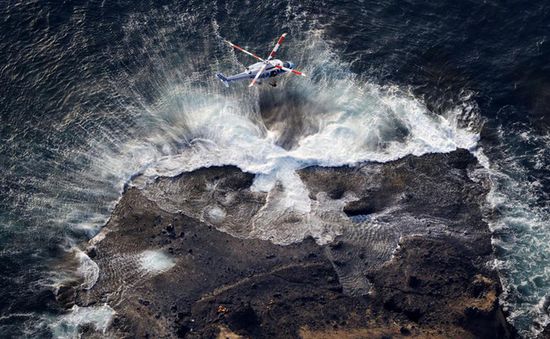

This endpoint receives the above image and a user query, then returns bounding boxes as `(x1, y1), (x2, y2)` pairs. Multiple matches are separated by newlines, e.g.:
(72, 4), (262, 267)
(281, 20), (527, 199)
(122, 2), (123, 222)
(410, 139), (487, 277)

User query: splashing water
(139, 250), (176, 274)
(2, 2), (549, 337)
(49, 305), (115, 338)
(482, 126), (550, 337)
(3, 22), (482, 336)
(113, 32), (480, 244)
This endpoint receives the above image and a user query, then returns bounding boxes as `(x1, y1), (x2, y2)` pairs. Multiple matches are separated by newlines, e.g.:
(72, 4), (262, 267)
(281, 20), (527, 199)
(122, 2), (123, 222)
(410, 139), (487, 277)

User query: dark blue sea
(0, 0), (548, 337)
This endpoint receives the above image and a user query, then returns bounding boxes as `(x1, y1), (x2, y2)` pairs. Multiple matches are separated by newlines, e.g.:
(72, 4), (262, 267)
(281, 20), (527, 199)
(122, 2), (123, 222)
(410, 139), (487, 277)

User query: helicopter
(216, 33), (306, 88)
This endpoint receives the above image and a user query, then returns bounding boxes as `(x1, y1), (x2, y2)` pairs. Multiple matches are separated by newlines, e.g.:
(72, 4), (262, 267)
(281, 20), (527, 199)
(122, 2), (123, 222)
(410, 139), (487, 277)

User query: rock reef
(71, 149), (515, 338)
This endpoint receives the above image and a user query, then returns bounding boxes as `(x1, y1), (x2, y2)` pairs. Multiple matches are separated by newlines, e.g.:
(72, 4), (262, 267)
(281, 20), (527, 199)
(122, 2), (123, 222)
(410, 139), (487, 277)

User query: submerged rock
(73, 149), (515, 338)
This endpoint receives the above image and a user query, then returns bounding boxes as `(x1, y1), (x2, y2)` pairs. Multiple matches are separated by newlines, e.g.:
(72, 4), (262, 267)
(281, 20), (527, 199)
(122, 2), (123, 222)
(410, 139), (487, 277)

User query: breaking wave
(1, 1), (548, 337)
(106, 31), (480, 245)
(19, 29), (480, 334)
(483, 125), (550, 337)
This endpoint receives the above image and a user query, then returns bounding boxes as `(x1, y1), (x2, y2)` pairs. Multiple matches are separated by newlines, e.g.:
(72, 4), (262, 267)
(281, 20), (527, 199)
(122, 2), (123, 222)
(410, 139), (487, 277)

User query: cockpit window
(283, 62), (290, 68)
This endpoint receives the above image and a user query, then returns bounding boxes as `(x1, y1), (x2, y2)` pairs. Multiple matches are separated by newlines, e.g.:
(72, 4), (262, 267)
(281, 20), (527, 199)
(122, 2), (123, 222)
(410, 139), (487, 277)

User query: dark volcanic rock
(72, 150), (515, 338)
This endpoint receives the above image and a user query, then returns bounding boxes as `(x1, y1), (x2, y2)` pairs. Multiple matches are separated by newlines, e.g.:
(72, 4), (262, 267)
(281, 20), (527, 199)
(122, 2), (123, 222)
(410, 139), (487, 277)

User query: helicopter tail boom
(216, 73), (230, 87)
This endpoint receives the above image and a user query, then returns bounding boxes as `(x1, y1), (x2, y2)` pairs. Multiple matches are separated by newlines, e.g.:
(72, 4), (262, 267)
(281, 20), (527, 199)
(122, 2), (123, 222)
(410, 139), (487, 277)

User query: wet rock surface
(73, 149), (515, 338)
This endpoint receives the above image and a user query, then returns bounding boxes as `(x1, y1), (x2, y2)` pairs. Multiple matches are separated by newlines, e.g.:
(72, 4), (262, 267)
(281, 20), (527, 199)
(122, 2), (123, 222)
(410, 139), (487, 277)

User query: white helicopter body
(216, 33), (305, 88)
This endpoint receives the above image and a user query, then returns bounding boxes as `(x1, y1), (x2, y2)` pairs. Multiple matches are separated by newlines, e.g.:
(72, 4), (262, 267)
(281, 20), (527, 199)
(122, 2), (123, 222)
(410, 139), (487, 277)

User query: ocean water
(0, 0), (548, 337)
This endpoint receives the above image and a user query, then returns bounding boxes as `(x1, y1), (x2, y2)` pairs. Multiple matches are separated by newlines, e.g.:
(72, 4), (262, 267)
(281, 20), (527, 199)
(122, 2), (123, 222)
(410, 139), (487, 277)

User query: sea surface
(0, 0), (548, 337)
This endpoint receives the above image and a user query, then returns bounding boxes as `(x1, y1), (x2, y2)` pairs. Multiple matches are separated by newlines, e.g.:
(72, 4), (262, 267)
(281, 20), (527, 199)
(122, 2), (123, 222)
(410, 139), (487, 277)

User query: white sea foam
(37, 29), (476, 247)
(114, 35), (479, 244)
(479, 127), (550, 337)
(49, 304), (115, 338)
(3, 5), (541, 337)
(203, 205), (227, 224)
(139, 250), (176, 274)
(74, 250), (99, 290)
(41, 27), (482, 335)
(21, 27), (478, 246)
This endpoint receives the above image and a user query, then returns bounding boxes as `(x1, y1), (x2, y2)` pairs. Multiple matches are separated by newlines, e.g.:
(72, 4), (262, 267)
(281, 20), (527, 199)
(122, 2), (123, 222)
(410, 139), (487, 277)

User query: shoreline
(60, 149), (516, 338)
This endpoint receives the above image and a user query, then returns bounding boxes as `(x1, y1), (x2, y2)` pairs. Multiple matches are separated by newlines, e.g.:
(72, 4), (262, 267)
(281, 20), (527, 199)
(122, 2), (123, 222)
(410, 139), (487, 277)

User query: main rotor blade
(267, 33), (287, 61)
(249, 63), (269, 87)
(224, 40), (265, 62)
(274, 65), (306, 77)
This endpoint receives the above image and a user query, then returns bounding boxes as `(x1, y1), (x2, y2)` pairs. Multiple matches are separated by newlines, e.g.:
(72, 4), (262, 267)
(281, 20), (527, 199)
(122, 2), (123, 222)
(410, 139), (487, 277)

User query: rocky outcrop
(71, 149), (515, 338)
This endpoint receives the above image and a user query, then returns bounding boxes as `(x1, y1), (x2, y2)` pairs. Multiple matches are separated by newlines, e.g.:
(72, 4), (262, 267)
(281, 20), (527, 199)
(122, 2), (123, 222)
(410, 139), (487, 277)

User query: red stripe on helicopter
(274, 65), (305, 76)
(269, 35), (286, 58)
(230, 43), (263, 60)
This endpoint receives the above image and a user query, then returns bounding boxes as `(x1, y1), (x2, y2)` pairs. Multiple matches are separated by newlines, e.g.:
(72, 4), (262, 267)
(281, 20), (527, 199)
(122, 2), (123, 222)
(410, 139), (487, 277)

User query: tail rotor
(221, 33), (306, 87)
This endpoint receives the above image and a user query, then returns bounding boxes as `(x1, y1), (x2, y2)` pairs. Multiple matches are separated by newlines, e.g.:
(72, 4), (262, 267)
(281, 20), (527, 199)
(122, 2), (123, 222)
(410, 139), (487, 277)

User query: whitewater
(40, 31), (488, 336)
(0, 3), (547, 335)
